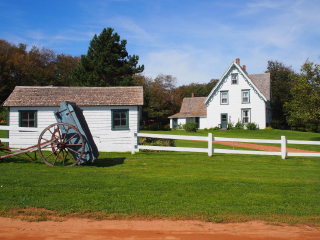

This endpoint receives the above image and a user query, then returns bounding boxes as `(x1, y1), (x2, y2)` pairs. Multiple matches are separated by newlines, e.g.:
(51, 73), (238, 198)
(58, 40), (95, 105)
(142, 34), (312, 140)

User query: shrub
(305, 123), (319, 133)
(139, 137), (175, 147)
(209, 126), (219, 131)
(246, 122), (257, 130)
(265, 126), (274, 130)
(183, 122), (198, 132)
(234, 121), (244, 130)
(227, 123), (234, 130)
(164, 124), (171, 131)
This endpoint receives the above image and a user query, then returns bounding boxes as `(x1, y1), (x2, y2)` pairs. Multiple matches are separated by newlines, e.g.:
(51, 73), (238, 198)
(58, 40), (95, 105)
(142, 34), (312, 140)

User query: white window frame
(242, 90), (250, 103)
(231, 73), (238, 85)
(241, 109), (251, 124)
(220, 91), (229, 105)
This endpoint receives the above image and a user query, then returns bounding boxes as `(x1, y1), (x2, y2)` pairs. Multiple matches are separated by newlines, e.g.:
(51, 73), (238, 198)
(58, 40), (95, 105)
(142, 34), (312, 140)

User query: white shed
(2, 86), (143, 152)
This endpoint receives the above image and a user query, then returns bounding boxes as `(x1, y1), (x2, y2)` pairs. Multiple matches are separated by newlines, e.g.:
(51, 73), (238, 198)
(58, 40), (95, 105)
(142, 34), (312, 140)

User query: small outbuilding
(2, 86), (143, 152)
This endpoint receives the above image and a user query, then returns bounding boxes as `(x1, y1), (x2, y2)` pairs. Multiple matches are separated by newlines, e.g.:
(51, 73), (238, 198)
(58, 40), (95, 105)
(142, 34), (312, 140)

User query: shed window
(19, 110), (37, 127)
(112, 109), (129, 130)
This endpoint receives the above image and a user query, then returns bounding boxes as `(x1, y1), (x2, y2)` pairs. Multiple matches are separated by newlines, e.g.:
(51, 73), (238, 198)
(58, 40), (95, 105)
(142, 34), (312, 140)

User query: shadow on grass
(90, 158), (125, 167)
(311, 137), (320, 141)
(0, 154), (39, 164)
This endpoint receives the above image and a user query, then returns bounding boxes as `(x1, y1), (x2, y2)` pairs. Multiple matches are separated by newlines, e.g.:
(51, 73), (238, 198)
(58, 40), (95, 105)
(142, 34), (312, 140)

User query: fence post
(131, 132), (136, 155)
(208, 133), (212, 157)
(281, 136), (286, 159)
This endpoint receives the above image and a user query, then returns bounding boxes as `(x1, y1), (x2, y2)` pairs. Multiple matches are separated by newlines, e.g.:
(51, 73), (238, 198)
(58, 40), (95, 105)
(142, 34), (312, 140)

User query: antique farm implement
(0, 101), (99, 167)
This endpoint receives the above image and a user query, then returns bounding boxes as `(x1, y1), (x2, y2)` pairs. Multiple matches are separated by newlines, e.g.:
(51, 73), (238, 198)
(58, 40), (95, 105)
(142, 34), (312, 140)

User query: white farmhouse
(2, 86), (143, 152)
(169, 58), (272, 129)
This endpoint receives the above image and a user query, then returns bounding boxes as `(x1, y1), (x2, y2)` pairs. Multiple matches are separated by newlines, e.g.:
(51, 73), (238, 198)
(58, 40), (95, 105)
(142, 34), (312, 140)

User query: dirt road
(1, 217), (319, 240)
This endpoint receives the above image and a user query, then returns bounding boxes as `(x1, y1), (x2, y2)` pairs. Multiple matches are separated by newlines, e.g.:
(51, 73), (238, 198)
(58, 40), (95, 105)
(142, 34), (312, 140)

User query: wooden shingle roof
(248, 73), (271, 101)
(2, 86), (144, 107)
(169, 97), (207, 118)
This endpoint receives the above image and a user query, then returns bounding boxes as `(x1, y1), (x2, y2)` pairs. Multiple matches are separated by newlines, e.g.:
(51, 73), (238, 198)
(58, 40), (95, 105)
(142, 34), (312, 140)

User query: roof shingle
(169, 97), (207, 118)
(2, 86), (144, 107)
(248, 73), (271, 101)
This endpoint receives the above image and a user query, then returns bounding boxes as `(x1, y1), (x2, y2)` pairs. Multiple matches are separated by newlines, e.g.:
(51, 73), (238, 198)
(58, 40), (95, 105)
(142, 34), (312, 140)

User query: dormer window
(231, 73), (238, 84)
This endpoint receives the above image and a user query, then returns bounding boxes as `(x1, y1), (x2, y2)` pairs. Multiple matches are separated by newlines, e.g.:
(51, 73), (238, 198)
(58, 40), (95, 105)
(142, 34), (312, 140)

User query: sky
(1, 0), (320, 86)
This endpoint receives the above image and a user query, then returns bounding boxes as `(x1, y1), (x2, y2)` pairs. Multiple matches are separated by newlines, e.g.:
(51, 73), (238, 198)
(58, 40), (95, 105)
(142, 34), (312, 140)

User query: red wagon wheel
(38, 123), (85, 167)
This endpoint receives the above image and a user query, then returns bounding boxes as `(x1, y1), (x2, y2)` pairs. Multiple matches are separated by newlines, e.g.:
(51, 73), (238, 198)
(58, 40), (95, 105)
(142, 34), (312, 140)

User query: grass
(142, 129), (320, 152)
(0, 150), (319, 225)
(0, 128), (319, 224)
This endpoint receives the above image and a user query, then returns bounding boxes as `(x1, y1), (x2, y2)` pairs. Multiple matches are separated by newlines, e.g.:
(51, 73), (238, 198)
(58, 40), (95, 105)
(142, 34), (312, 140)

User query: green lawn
(0, 129), (319, 224)
(141, 129), (320, 152)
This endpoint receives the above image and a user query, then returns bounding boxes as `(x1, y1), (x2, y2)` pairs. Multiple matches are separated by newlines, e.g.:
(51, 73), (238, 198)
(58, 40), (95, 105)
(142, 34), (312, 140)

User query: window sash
(19, 110), (37, 128)
(242, 90), (250, 103)
(112, 109), (129, 130)
(220, 91), (228, 104)
(231, 74), (238, 84)
(242, 109), (250, 124)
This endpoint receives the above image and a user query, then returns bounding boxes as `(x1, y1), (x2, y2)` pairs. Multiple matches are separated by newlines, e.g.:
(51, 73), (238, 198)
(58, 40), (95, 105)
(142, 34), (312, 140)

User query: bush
(164, 124), (171, 131)
(246, 122), (257, 130)
(305, 123), (319, 133)
(139, 137), (175, 147)
(183, 122), (198, 132)
(234, 121), (244, 130)
(228, 123), (234, 130)
(209, 126), (219, 131)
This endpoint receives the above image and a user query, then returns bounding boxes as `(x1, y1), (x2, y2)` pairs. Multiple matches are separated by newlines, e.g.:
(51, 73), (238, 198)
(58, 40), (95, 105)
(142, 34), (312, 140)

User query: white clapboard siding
(207, 67), (267, 129)
(6, 105), (140, 152)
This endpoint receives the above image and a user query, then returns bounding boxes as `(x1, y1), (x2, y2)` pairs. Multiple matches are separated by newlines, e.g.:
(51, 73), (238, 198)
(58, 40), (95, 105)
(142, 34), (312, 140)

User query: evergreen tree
(70, 28), (144, 86)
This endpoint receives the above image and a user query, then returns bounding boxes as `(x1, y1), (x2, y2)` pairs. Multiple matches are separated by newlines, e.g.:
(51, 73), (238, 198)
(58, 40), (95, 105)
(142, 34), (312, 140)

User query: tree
(54, 54), (80, 86)
(0, 39), (80, 104)
(284, 60), (320, 132)
(266, 60), (296, 129)
(135, 74), (180, 128)
(70, 28), (144, 87)
(177, 79), (218, 99)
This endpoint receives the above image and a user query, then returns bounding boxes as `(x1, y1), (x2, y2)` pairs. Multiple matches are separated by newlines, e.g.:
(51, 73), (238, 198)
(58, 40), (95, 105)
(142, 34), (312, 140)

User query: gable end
(205, 61), (268, 105)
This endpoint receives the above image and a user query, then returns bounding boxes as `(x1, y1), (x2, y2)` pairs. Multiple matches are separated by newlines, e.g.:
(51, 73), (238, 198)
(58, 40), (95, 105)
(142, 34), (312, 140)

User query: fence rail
(0, 126), (41, 144)
(132, 133), (320, 159)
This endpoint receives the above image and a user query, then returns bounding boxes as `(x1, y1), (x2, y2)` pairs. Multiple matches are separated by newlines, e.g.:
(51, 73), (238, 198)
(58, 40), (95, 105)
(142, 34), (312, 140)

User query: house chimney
(243, 65), (246, 71)
(191, 93), (194, 98)
(236, 58), (240, 65)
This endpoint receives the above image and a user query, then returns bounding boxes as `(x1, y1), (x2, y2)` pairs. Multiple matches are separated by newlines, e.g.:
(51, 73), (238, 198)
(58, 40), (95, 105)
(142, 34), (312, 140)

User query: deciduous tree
(284, 60), (320, 132)
(0, 39), (80, 104)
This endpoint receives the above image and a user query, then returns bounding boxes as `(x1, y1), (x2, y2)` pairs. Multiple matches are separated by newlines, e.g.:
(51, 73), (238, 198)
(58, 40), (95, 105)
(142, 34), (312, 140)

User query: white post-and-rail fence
(0, 126), (41, 142)
(132, 132), (320, 159)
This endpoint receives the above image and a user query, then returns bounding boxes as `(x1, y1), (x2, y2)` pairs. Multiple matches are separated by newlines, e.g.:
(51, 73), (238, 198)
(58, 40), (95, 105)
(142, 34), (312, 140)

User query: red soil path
(1, 143), (319, 239)
(1, 217), (320, 240)
(214, 141), (320, 153)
